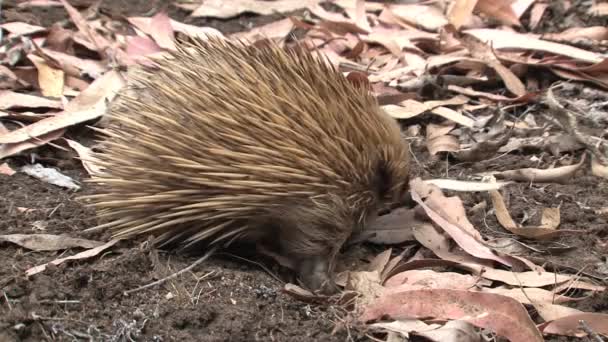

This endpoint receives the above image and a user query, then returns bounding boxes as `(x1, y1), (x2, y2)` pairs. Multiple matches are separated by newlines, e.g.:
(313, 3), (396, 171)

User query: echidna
(84, 36), (410, 294)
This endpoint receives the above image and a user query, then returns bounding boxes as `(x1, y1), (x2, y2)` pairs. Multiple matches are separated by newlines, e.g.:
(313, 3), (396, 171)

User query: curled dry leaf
(489, 190), (577, 239)
(538, 313), (608, 338)
(64, 138), (102, 175)
(491, 154), (585, 184)
(410, 178), (513, 267)
(426, 122), (460, 155)
(424, 179), (511, 192)
(26, 238), (119, 276)
(360, 289), (544, 342)
(0, 234), (103, 251)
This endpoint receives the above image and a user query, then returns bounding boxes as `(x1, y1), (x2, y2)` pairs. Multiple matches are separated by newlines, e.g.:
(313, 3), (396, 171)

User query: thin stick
(579, 320), (604, 342)
(123, 245), (218, 296)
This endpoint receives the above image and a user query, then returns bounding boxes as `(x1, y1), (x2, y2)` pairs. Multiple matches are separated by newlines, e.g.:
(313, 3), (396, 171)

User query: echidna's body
(85, 37), (410, 293)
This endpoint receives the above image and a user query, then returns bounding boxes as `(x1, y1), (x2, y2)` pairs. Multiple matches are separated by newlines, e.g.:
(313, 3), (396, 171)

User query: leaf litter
(1, 0), (608, 341)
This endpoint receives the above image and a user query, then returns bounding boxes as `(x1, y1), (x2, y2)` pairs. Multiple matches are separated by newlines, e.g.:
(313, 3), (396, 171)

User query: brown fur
(83, 36), (410, 293)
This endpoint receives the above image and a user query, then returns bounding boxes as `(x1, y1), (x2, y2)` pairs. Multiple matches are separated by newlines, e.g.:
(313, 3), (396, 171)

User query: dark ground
(1, 1), (607, 341)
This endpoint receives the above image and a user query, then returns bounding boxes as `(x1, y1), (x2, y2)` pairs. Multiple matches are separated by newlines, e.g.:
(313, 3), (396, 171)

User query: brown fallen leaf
(232, 18), (295, 42)
(0, 70), (125, 144)
(0, 234), (103, 251)
(533, 303), (584, 322)
(191, 0), (321, 18)
(538, 313), (608, 338)
(480, 287), (577, 305)
(490, 190), (581, 240)
(491, 154), (585, 184)
(424, 179), (511, 192)
(1, 22), (46, 37)
(28, 54), (65, 97)
(0, 91), (63, 110)
(26, 238), (120, 276)
(384, 269), (482, 292)
(0, 129), (66, 159)
(447, 0), (479, 29)
(465, 28), (603, 64)
(475, 0), (521, 27)
(460, 33), (526, 96)
(426, 122), (460, 155)
(410, 178), (513, 267)
(360, 289), (544, 342)
(387, 4), (449, 32)
(58, 0), (111, 57)
(64, 138), (102, 176)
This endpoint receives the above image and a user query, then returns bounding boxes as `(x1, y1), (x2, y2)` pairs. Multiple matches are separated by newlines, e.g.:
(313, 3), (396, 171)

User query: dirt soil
(1, 1), (608, 342)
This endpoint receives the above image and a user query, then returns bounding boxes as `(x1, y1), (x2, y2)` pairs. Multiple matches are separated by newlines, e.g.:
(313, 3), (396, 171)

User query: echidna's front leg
(296, 255), (339, 295)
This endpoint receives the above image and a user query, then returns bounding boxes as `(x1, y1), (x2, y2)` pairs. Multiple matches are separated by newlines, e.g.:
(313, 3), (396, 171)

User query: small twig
(579, 320), (604, 342)
(123, 245), (218, 296)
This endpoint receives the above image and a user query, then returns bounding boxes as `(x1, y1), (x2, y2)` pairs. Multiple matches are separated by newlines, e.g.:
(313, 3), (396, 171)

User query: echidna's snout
(297, 255), (339, 295)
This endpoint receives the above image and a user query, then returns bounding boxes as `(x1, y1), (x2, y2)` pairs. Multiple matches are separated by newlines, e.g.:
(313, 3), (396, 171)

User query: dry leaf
(0, 70), (125, 144)
(447, 0), (479, 29)
(475, 0), (521, 27)
(64, 138), (102, 175)
(0, 129), (66, 159)
(387, 4), (449, 32)
(191, 0), (321, 18)
(28, 54), (65, 97)
(26, 238), (120, 276)
(424, 179), (511, 192)
(491, 155), (585, 183)
(0, 91), (63, 110)
(232, 18), (294, 42)
(465, 29), (603, 64)
(489, 190), (580, 239)
(538, 313), (608, 338)
(360, 289), (544, 342)
(410, 178), (513, 267)
(0, 234), (103, 251)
